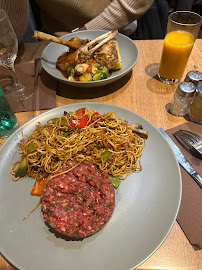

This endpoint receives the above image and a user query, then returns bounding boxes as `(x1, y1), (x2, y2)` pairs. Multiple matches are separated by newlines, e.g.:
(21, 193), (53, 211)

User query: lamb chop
(33, 31), (89, 50)
(56, 30), (118, 72)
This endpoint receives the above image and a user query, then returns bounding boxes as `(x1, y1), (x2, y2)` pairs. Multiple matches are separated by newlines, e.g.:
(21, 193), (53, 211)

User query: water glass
(0, 86), (19, 138)
(158, 11), (202, 85)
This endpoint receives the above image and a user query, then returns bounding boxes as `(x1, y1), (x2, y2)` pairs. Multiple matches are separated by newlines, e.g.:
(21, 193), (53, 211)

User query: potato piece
(79, 73), (92, 81)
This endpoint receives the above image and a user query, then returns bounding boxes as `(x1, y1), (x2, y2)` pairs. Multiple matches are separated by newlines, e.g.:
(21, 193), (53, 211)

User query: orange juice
(159, 31), (195, 79)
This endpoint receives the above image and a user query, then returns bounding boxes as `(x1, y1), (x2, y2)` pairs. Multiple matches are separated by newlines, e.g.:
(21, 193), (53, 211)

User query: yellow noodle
(10, 108), (146, 181)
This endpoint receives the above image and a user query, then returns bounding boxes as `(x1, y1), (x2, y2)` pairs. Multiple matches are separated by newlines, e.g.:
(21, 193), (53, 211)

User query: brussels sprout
(67, 67), (75, 77)
(93, 71), (108, 81)
(91, 64), (98, 75)
(100, 66), (109, 77)
(79, 73), (92, 81)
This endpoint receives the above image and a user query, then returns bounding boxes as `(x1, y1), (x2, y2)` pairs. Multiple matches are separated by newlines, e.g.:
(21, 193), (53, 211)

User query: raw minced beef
(41, 160), (115, 239)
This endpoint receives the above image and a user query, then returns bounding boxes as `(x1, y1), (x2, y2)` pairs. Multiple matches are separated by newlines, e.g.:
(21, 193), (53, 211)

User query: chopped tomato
(70, 108), (88, 128)
(88, 58), (96, 63)
(31, 178), (48, 196)
(87, 64), (93, 73)
(80, 58), (85, 64)
(88, 112), (100, 125)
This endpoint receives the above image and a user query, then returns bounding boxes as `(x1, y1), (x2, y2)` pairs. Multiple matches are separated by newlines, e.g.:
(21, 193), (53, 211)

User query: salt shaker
(185, 70), (202, 87)
(189, 81), (202, 124)
(170, 82), (196, 117)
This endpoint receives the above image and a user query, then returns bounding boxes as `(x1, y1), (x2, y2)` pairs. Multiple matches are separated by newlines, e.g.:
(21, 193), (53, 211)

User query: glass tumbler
(0, 86), (19, 138)
(158, 11), (202, 85)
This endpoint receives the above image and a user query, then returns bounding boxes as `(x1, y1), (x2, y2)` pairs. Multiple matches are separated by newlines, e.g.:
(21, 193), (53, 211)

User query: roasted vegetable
(108, 174), (121, 189)
(79, 73), (92, 81)
(66, 67), (75, 77)
(101, 150), (111, 162)
(93, 72), (108, 81)
(31, 178), (48, 196)
(75, 63), (89, 75)
(15, 156), (28, 177)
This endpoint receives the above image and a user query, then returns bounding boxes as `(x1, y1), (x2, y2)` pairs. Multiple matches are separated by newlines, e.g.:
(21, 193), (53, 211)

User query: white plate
(41, 30), (139, 87)
(0, 102), (181, 270)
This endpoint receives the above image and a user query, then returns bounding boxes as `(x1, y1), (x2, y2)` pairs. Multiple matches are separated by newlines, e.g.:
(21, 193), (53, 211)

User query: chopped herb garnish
(94, 183), (98, 187)
(66, 205), (71, 210)
(75, 230), (79, 235)
(51, 210), (54, 213)
(89, 188), (92, 192)
(108, 202), (112, 207)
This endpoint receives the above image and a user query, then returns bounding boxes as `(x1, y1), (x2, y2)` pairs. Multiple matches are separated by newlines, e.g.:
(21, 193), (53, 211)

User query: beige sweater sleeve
(0, 0), (29, 43)
(85, 0), (154, 30)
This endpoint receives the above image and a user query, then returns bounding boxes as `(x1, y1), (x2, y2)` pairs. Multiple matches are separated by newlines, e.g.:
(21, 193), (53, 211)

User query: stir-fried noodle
(10, 108), (146, 182)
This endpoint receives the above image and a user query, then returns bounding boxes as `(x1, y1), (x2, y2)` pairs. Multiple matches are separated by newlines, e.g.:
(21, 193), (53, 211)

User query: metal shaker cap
(197, 81), (202, 95)
(176, 82), (196, 98)
(185, 70), (202, 86)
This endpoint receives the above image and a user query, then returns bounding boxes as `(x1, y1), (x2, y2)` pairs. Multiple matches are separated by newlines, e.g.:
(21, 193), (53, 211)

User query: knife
(159, 128), (202, 188)
(32, 58), (41, 117)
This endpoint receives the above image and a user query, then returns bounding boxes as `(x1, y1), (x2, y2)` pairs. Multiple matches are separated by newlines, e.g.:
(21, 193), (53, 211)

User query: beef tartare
(41, 161), (115, 240)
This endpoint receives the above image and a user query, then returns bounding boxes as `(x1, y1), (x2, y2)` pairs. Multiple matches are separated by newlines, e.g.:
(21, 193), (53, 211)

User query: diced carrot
(30, 178), (48, 196)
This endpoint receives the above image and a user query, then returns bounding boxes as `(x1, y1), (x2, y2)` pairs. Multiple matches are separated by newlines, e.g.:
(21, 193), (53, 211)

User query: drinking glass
(0, 86), (19, 138)
(158, 11), (202, 85)
(0, 9), (33, 101)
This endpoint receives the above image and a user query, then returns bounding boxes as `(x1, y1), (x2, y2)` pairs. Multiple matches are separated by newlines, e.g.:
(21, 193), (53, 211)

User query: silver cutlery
(173, 129), (202, 158)
(159, 128), (202, 188)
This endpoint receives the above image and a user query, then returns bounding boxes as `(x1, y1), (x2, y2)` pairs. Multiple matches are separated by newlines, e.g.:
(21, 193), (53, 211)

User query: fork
(173, 129), (202, 158)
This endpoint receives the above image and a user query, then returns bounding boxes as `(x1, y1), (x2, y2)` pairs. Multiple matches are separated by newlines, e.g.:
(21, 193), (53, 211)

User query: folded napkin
(0, 62), (57, 112)
(166, 122), (202, 250)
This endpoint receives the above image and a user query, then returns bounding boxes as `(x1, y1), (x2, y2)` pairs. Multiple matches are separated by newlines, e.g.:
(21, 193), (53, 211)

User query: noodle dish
(10, 107), (148, 239)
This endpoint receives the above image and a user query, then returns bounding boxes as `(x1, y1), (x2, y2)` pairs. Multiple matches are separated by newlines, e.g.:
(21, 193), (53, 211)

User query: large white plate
(41, 30), (139, 87)
(0, 103), (181, 270)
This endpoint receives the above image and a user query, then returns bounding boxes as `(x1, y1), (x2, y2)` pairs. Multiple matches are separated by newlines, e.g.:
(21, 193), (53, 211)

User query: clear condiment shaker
(170, 82), (196, 117)
(189, 81), (202, 124)
(185, 70), (202, 87)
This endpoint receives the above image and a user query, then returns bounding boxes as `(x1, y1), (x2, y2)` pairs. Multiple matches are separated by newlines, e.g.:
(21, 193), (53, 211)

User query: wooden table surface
(0, 39), (202, 270)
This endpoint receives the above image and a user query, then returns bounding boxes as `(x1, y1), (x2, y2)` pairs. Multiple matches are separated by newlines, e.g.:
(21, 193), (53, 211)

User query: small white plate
(41, 30), (139, 87)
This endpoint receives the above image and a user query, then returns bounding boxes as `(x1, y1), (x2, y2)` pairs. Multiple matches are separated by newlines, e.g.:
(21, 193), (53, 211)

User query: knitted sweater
(36, 0), (154, 36)
(0, 0), (28, 43)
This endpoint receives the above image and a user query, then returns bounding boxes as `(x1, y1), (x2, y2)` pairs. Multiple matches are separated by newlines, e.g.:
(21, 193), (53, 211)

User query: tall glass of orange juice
(158, 11), (201, 85)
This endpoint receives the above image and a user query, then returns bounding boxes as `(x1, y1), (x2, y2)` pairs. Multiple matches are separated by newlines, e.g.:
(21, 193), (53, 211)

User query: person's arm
(83, 0), (154, 31)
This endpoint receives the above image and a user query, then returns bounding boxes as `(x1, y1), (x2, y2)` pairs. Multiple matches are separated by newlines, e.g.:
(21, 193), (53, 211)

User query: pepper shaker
(189, 81), (202, 124)
(170, 82), (196, 117)
(185, 70), (202, 87)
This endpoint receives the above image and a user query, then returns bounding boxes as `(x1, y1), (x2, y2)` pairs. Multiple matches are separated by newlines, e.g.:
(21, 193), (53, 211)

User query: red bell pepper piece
(88, 58), (96, 63)
(87, 64), (93, 73)
(88, 112), (99, 125)
(70, 108), (88, 128)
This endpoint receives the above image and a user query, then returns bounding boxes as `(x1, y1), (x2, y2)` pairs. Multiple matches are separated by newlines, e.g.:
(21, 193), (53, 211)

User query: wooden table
(0, 39), (202, 269)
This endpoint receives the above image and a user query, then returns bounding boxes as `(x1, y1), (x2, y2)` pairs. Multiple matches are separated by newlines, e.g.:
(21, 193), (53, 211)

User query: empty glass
(0, 9), (33, 101)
